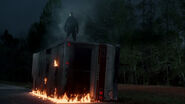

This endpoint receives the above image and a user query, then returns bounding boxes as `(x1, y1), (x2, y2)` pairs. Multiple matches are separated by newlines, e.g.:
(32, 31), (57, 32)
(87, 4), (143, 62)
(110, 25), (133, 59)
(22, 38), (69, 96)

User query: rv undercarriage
(32, 41), (119, 102)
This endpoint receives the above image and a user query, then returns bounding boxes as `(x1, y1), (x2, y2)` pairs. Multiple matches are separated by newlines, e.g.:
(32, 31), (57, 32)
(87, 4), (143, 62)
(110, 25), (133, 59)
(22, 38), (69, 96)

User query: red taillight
(99, 91), (104, 100)
(66, 61), (70, 65)
(99, 91), (103, 95)
(67, 42), (71, 47)
(99, 96), (103, 100)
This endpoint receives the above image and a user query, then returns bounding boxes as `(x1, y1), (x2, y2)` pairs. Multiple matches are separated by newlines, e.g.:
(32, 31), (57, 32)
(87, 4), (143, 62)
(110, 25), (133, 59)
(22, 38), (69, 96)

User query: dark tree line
(0, 0), (62, 83)
(85, 0), (185, 86)
(0, 30), (32, 82)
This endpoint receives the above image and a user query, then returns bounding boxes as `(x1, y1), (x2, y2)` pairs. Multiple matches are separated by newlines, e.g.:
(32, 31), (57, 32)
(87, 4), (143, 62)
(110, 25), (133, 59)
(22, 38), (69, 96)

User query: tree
(27, 23), (45, 52)
(85, 0), (134, 44)
(27, 0), (62, 52)
(0, 29), (19, 47)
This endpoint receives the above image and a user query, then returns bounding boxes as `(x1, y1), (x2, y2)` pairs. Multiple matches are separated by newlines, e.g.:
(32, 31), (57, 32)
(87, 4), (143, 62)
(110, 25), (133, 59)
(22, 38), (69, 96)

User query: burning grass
(30, 88), (91, 103)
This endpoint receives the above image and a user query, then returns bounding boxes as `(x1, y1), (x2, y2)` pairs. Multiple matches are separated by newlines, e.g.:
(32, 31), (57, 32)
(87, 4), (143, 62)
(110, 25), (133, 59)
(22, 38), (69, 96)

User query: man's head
(69, 12), (73, 17)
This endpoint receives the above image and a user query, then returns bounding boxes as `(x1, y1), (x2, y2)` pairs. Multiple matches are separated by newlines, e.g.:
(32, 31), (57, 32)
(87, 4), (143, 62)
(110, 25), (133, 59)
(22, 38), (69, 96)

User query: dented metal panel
(32, 53), (40, 89)
(104, 45), (116, 100)
(90, 46), (99, 101)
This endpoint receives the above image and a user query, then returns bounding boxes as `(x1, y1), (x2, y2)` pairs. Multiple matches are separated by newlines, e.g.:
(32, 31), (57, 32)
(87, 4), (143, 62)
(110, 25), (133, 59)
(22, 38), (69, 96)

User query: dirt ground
(118, 84), (185, 97)
(117, 84), (185, 104)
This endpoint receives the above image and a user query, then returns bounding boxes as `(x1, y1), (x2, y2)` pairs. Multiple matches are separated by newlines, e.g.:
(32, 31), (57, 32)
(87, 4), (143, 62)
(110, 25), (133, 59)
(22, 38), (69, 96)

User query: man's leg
(65, 33), (71, 41)
(72, 32), (77, 41)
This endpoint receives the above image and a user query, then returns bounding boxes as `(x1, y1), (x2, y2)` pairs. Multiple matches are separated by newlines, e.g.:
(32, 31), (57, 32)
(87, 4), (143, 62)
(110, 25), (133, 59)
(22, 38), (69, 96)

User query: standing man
(64, 12), (79, 41)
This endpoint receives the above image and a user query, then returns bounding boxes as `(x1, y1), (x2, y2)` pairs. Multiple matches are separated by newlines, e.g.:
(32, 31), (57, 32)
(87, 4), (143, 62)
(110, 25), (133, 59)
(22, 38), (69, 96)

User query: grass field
(118, 84), (185, 104)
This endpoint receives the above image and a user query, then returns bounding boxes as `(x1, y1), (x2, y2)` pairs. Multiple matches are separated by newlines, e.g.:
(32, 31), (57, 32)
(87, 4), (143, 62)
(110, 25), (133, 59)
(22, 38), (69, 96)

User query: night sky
(0, 0), (48, 37)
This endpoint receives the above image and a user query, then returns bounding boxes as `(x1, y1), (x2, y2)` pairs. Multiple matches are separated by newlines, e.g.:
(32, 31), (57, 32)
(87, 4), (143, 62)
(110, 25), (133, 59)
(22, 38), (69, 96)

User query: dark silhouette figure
(64, 12), (79, 41)
(0, 29), (15, 47)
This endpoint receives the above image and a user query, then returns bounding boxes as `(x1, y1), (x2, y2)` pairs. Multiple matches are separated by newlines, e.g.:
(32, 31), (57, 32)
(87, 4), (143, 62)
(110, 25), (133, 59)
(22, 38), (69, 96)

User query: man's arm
(64, 18), (69, 32)
(76, 23), (79, 34)
(75, 19), (79, 34)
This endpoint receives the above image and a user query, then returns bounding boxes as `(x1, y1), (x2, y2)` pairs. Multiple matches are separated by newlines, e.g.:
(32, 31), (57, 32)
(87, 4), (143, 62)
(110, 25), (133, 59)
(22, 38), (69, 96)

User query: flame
(54, 59), (59, 67)
(44, 77), (47, 85)
(30, 88), (91, 103)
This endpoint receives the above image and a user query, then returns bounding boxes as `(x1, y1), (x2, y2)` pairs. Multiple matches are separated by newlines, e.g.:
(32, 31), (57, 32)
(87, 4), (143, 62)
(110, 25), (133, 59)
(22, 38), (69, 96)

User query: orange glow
(54, 59), (59, 67)
(44, 77), (47, 85)
(30, 88), (91, 103)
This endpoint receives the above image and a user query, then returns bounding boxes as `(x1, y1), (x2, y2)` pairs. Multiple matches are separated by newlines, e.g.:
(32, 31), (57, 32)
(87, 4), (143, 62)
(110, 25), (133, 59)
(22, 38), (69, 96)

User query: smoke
(43, 0), (98, 47)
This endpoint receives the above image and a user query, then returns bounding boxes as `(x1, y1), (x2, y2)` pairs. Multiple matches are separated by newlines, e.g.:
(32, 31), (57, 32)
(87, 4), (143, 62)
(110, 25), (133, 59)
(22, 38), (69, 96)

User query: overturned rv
(32, 41), (119, 101)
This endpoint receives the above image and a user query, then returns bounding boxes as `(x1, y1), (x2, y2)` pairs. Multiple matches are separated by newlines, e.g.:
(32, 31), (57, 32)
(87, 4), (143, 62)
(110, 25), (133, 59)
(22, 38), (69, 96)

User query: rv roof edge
(34, 41), (118, 54)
